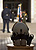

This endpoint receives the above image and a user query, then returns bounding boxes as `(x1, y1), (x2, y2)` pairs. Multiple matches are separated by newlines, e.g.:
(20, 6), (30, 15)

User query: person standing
(12, 11), (14, 22)
(22, 11), (29, 30)
(2, 5), (11, 33)
(22, 10), (28, 24)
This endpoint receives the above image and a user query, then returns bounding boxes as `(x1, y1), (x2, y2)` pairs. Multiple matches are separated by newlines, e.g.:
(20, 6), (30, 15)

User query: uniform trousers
(3, 19), (9, 32)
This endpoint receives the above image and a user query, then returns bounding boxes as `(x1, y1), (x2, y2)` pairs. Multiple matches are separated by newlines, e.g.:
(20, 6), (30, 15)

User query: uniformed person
(22, 10), (28, 24)
(12, 11), (14, 22)
(22, 11), (29, 31)
(2, 5), (11, 33)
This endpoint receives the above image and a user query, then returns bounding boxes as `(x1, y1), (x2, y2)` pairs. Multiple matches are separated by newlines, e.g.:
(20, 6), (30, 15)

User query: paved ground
(0, 22), (36, 50)
(0, 22), (14, 39)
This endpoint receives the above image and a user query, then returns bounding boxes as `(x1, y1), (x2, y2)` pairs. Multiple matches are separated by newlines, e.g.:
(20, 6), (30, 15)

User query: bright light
(31, 0), (34, 18)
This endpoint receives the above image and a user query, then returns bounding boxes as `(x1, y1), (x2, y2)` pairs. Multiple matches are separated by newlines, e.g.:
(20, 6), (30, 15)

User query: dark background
(3, 0), (31, 22)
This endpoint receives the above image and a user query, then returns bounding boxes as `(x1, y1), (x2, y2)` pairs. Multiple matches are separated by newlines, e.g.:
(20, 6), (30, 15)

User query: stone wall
(33, 0), (36, 23)
(0, 0), (3, 23)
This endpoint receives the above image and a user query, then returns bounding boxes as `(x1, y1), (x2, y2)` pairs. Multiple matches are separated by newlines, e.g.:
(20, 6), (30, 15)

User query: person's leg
(3, 20), (6, 32)
(7, 20), (9, 32)
(7, 20), (10, 33)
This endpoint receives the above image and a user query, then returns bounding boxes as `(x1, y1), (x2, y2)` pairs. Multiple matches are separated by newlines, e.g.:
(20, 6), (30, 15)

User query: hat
(18, 3), (22, 6)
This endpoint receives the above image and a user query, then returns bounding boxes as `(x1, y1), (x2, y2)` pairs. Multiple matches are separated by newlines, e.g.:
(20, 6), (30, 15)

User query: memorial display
(11, 22), (34, 46)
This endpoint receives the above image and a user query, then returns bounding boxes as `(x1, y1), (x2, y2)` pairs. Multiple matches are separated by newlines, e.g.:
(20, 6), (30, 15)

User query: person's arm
(9, 9), (12, 17)
(1, 11), (3, 19)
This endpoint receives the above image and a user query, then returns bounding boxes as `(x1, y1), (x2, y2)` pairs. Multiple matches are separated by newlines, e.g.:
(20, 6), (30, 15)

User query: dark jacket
(22, 13), (26, 24)
(2, 8), (11, 20)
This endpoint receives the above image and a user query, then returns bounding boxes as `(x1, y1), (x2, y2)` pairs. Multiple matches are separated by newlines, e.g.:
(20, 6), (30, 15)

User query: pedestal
(7, 44), (34, 50)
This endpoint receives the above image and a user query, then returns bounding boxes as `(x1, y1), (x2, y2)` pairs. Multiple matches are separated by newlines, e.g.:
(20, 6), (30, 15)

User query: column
(34, 0), (36, 23)
(31, 0), (34, 23)
(0, 0), (3, 23)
